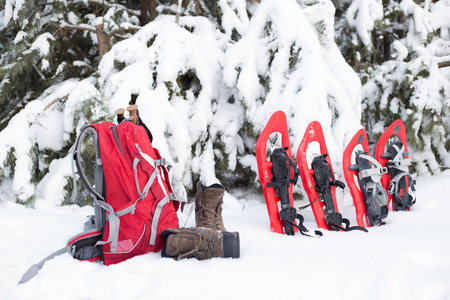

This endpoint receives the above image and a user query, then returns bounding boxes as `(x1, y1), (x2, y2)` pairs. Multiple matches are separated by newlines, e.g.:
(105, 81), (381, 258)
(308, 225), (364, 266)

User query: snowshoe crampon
(343, 129), (388, 227)
(375, 120), (416, 211)
(297, 121), (367, 232)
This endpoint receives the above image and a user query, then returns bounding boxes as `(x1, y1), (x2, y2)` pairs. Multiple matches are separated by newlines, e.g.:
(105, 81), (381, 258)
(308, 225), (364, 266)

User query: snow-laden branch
(345, 0), (383, 47)
(59, 22), (96, 33)
(57, 22), (141, 60)
(68, 0), (141, 17)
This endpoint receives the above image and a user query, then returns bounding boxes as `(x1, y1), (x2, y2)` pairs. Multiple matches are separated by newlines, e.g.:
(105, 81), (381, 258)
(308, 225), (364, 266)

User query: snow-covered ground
(1, 171), (449, 300)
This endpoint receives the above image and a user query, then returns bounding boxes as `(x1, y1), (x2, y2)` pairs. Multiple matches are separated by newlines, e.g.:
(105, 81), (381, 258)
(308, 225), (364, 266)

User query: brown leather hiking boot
(195, 182), (226, 230)
(161, 228), (240, 260)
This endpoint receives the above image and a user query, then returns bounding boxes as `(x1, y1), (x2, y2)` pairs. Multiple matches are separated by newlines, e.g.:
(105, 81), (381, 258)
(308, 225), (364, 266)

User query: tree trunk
(95, 24), (109, 61)
(140, 0), (158, 25)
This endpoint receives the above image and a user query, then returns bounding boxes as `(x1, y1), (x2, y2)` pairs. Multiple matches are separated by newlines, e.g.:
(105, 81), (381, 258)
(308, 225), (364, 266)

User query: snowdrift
(1, 171), (449, 299)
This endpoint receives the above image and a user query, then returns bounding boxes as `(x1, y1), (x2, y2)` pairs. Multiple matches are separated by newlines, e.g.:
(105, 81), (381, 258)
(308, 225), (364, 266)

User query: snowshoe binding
(256, 111), (294, 234)
(381, 140), (416, 211)
(267, 147), (321, 237)
(376, 120), (416, 211)
(311, 154), (366, 232)
(343, 129), (388, 227)
(349, 151), (388, 226)
(267, 147), (299, 235)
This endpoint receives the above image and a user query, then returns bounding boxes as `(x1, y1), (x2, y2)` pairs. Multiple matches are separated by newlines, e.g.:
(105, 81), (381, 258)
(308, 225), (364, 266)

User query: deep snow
(1, 1), (450, 299)
(1, 171), (449, 300)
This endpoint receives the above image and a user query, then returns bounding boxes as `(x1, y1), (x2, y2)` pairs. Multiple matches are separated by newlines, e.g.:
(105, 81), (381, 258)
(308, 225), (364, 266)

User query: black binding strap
(282, 213), (323, 237)
(329, 218), (368, 232)
(267, 147), (299, 189)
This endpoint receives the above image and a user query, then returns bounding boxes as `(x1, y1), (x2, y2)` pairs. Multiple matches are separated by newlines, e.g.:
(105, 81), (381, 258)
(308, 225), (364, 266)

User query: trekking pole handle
(115, 108), (125, 124)
(127, 105), (138, 124)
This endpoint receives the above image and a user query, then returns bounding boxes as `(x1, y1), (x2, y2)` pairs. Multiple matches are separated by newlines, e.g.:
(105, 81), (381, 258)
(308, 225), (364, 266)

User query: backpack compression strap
(311, 154), (368, 233)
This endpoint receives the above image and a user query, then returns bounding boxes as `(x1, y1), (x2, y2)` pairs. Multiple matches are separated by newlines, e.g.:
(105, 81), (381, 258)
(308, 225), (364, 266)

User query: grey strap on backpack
(20, 125), (106, 284)
(18, 247), (68, 284)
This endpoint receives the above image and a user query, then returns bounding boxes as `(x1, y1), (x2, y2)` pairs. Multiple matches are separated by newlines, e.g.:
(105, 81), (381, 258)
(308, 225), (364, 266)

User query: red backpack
(20, 120), (184, 283)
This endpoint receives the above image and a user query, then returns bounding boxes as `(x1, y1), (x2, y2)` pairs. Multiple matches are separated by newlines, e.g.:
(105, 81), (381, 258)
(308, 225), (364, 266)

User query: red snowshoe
(256, 111), (297, 235)
(297, 121), (367, 232)
(375, 120), (416, 211)
(256, 111), (321, 237)
(343, 129), (388, 227)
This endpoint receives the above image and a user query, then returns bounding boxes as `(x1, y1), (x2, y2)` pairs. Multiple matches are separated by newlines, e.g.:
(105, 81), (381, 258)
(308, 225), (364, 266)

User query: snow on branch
(345, 0), (383, 47)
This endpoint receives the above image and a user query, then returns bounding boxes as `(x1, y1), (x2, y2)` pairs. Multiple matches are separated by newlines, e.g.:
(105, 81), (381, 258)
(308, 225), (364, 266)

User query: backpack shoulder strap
(73, 124), (105, 203)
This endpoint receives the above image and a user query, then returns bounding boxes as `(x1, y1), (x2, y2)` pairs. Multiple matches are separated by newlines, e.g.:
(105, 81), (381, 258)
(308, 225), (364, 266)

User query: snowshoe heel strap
(334, 219), (369, 232)
(281, 212), (323, 237)
(388, 172), (416, 209)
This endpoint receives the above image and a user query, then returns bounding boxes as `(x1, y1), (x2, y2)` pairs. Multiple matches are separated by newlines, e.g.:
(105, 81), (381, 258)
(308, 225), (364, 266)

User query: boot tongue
(202, 190), (222, 219)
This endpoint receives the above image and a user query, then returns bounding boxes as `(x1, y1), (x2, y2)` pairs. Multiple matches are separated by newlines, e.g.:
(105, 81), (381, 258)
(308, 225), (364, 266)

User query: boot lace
(177, 230), (220, 260)
(198, 206), (223, 230)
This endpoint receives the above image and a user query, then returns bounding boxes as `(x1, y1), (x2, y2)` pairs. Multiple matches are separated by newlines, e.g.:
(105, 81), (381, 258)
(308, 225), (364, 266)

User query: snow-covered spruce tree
(334, 0), (384, 72)
(359, 0), (450, 175)
(0, 0), (255, 205)
(98, 0), (254, 197)
(0, 1), (141, 205)
(0, 1), (142, 130)
(224, 0), (362, 198)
